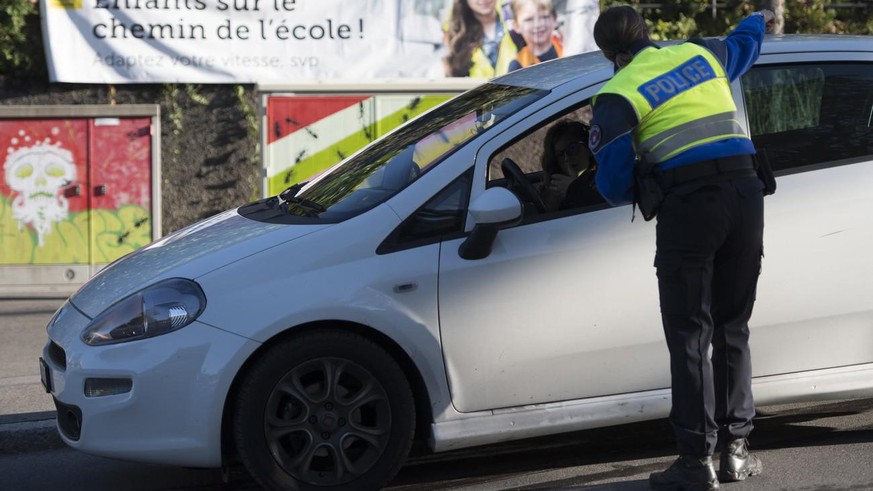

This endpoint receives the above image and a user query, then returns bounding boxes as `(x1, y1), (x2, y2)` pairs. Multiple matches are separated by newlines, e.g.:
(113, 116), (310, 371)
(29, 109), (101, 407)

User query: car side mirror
(458, 187), (522, 260)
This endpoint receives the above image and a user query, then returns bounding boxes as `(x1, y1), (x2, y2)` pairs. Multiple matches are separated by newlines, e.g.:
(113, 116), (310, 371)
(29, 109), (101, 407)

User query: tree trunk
(760, 0), (786, 34)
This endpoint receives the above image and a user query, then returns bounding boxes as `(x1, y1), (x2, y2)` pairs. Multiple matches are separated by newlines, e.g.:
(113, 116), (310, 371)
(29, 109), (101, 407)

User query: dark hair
(593, 6), (649, 68)
(541, 120), (589, 178)
(445, 0), (484, 77)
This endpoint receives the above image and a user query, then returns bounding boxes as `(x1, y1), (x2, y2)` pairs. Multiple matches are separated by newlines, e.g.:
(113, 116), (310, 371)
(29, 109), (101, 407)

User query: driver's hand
(548, 174), (574, 197)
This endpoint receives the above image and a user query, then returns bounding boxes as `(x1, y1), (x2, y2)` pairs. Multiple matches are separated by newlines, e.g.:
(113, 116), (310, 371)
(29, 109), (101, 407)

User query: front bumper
(41, 301), (261, 467)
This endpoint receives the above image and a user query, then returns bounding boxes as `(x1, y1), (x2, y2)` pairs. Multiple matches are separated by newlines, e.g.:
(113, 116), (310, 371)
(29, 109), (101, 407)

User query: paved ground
(0, 297), (63, 457)
(0, 297), (59, 417)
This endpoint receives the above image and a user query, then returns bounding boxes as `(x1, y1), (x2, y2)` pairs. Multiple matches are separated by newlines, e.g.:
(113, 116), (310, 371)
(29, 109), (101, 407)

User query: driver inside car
(538, 120), (601, 211)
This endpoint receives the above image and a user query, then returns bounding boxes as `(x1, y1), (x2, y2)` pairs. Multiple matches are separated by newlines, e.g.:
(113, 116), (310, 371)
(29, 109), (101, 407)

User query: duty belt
(654, 154), (756, 189)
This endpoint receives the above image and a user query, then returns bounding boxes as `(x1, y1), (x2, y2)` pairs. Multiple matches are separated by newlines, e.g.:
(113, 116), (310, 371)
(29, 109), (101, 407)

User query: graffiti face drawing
(4, 131), (77, 246)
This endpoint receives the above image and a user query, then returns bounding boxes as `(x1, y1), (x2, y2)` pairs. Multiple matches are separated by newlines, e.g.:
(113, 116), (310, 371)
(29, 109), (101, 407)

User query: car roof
(761, 34), (873, 55)
(494, 34), (873, 91)
(493, 50), (611, 91)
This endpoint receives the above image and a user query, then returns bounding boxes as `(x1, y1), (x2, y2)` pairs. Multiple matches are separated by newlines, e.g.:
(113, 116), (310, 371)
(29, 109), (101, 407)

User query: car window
(378, 170), (472, 253)
(486, 103), (604, 218)
(743, 63), (873, 172)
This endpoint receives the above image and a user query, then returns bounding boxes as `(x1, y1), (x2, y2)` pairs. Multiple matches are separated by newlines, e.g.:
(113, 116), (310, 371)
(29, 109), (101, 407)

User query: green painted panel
(0, 193), (152, 265)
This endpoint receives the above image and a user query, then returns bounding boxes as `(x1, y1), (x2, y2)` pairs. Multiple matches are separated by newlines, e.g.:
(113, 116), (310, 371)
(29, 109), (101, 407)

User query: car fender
(196, 204), (455, 420)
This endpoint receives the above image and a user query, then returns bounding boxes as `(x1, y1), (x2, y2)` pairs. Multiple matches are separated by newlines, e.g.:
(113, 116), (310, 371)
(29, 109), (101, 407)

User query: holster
(633, 156), (663, 222)
(754, 149), (777, 196)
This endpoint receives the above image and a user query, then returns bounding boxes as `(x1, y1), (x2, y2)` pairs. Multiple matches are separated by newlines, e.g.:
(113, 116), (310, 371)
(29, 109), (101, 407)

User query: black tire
(232, 329), (415, 491)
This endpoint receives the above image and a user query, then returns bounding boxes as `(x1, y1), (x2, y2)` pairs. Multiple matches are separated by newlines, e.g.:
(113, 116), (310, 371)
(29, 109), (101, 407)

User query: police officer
(587, 6), (775, 491)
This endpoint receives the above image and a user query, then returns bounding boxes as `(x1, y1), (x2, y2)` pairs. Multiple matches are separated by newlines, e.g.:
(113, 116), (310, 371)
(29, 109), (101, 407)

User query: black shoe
(719, 438), (762, 482)
(649, 455), (720, 491)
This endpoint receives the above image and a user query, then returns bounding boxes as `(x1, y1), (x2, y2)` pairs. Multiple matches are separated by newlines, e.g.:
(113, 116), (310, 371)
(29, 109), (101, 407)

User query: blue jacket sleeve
(693, 15), (766, 81)
(593, 133), (636, 206)
(590, 94), (638, 206)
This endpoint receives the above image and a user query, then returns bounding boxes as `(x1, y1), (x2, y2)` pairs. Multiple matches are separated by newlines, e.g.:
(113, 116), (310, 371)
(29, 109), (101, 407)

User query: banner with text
(41, 0), (599, 84)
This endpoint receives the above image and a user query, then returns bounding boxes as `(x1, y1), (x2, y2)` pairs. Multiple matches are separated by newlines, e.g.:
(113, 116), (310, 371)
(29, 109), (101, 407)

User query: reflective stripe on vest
(596, 43), (750, 163)
(638, 111), (747, 162)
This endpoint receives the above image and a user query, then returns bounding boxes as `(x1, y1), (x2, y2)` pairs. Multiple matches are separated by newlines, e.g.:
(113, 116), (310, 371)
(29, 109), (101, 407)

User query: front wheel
(232, 329), (415, 491)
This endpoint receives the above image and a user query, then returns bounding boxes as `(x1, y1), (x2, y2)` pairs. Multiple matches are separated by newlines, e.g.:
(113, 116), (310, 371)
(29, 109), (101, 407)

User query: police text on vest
(638, 55), (716, 108)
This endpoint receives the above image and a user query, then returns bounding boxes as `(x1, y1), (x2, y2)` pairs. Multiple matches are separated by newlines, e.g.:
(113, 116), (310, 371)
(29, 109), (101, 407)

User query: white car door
(439, 206), (668, 413)
(437, 93), (671, 413)
(739, 58), (873, 378)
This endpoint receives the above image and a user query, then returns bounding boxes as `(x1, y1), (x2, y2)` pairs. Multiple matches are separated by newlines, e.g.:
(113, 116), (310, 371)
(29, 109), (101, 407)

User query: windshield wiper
(278, 182), (325, 216)
(286, 196), (326, 214)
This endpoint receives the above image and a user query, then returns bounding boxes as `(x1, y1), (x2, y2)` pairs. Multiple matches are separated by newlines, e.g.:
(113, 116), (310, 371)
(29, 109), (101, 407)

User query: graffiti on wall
(0, 118), (153, 266)
(4, 129), (77, 246)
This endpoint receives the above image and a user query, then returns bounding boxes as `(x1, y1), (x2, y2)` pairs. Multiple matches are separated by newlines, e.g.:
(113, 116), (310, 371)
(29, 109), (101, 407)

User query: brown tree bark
(760, 0), (786, 34)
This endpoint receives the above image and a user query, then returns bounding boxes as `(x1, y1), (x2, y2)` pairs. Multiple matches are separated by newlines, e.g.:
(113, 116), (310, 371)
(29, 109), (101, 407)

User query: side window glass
(487, 103), (604, 218)
(743, 63), (873, 172)
(383, 170), (472, 251)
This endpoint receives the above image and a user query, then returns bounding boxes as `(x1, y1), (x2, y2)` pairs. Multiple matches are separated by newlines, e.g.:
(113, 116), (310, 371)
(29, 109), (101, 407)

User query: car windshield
(272, 83), (547, 221)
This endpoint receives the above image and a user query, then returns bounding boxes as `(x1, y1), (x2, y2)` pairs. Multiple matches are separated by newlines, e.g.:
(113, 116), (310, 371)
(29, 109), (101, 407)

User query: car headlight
(81, 278), (207, 346)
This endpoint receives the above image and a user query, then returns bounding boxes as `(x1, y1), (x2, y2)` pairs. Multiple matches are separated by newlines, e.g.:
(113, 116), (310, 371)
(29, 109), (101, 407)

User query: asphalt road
(0, 298), (57, 417)
(3, 298), (873, 490)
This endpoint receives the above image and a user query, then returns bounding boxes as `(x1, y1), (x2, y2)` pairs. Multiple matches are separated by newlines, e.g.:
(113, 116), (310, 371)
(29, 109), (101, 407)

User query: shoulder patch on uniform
(589, 124), (602, 151)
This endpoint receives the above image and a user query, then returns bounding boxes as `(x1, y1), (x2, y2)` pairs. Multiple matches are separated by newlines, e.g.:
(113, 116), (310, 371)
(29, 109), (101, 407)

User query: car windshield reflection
(278, 83), (547, 221)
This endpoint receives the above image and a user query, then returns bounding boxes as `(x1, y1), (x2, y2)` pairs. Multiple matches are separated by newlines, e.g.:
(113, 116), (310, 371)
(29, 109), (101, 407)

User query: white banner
(41, 0), (598, 84)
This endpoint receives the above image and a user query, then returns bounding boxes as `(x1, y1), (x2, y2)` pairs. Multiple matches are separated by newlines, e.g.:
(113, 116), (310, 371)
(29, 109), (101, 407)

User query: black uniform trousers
(654, 165), (764, 457)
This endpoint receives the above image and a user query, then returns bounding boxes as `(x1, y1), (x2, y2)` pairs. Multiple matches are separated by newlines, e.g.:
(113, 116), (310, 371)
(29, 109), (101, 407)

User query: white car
(41, 35), (873, 490)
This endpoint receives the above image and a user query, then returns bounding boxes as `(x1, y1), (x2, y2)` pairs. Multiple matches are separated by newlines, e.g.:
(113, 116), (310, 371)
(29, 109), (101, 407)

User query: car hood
(70, 208), (328, 318)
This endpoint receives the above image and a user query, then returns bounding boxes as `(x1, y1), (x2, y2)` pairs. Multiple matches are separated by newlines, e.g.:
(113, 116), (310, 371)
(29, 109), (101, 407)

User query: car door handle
(94, 184), (107, 196)
(393, 283), (418, 293)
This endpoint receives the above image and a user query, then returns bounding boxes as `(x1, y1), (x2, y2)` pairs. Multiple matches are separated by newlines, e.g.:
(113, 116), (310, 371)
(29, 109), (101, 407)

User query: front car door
(438, 87), (671, 413)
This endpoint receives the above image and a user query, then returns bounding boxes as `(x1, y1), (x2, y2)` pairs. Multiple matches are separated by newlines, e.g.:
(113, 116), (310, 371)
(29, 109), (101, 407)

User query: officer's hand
(756, 9), (776, 33)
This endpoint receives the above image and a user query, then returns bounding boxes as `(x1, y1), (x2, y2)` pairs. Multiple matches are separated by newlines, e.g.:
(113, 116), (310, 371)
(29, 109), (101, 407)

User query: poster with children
(42, 0), (598, 83)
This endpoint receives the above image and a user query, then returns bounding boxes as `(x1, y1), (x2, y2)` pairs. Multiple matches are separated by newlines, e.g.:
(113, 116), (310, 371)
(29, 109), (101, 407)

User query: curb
(0, 411), (65, 455)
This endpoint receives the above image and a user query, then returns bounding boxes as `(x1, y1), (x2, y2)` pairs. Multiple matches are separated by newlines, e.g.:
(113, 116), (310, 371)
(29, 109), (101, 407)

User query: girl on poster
(443, 0), (519, 78)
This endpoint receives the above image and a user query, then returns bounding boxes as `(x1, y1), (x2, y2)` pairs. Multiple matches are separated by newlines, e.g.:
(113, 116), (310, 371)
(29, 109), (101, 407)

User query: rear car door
(739, 54), (873, 376)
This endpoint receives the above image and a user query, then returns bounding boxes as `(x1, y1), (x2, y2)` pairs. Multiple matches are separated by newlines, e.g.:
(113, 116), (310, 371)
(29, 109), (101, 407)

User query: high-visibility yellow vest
(468, 28), (519, 78)
(595, 43), (750, 163)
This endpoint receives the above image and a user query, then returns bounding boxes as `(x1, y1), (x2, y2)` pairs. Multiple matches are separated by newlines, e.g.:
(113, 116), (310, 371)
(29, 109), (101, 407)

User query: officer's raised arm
(710, 9), (775, 81)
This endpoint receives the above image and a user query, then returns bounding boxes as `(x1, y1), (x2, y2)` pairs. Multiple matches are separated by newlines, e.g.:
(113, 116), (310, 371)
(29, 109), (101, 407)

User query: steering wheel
(501, 158), (546, 213)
